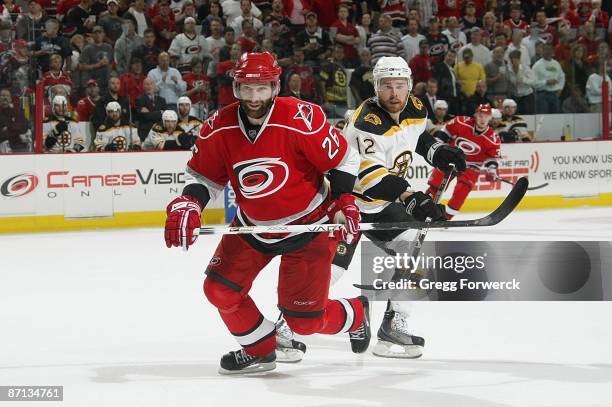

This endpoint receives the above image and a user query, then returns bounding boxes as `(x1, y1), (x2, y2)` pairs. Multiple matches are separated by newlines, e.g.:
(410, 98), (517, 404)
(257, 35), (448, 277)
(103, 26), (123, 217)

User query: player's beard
(380, 94), (408, 114)
(241, 98), (274, 120)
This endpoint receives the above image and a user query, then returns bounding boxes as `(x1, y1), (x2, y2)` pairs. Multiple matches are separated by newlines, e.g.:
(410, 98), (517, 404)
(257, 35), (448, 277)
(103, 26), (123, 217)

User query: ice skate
(218, 348), (276, 375)
(372, 309), (424, 359)
(349, 296), (371, 353)
(275, 318), (306, 363)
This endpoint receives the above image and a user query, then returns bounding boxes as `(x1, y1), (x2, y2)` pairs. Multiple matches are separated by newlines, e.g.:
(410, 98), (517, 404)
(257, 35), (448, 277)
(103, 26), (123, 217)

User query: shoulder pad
(402, 95), (427, 119)
(268, 97), (327, 135)
(152, 123), (164, 132)
(98, 124), (107, 131)
(352, 99), (394, 135)
(188, 115), (203, 124)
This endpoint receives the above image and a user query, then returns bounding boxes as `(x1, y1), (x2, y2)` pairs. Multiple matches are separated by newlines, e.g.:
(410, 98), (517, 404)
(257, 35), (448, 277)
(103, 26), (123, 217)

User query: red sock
(319, 298), (364, 334)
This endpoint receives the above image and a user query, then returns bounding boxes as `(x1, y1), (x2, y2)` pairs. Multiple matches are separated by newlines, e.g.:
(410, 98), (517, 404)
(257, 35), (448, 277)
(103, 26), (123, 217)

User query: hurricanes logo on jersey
(233, 158), (289, 199)
(294, 103), (314, 130)
(455, 137), (482, 156)
(390, 151), (413, 178)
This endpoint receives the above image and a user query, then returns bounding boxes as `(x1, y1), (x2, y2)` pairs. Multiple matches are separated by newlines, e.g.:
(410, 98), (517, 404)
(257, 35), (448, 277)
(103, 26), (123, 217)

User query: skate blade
(372, 340), (423, 359)
(218, 361), (277, 375)
(275, 348), (304, 363)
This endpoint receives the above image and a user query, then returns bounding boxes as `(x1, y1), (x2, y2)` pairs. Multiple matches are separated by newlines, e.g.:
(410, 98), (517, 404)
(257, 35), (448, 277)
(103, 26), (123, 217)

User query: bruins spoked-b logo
(1, 173), (39, 198)
(390, 151), (413, 179)
(112, 136), (127, 151)
(233, 158), (289, 199)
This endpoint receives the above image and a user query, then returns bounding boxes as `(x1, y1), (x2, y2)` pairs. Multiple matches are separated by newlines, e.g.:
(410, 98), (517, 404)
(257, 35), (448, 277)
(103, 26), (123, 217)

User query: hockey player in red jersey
(164, 52), (369, 375)
(426, 104), (501, 219)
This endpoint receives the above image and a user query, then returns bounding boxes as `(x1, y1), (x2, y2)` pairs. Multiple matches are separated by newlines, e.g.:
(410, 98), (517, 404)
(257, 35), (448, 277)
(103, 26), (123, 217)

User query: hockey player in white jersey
(331, 57), (466, 358)
(43, 95), (86, 153)
(176, 96), (203, 138)
(94, 102), (141, 151)
(143, 110), (193, 150)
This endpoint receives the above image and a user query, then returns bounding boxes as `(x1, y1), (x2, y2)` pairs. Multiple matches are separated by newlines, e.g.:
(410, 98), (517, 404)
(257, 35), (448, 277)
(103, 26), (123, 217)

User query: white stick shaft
(196, 223), (365, 235)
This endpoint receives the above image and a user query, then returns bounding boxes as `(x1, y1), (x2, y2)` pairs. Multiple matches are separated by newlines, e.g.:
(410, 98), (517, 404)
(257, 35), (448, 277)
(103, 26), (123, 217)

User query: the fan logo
(455, 137), (482, 156)
(233, 158), (288, 199)
(1, 173), (39, 198)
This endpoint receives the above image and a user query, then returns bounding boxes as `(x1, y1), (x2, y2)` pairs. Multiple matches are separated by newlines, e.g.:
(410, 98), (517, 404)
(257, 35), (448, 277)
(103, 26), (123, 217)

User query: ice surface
(1, 207), (612, 407)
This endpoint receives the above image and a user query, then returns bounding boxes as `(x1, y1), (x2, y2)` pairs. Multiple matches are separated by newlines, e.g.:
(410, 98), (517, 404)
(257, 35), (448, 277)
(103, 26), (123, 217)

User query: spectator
(205, 18), (226, 76)
(379, 0), (407, 29)
(281, 72), (313, 102)
(577, 21), (601, 66)
(461, 1), (481, 35)
(119, 57), (145, 108)
(201, 1), (225, 37)
(441, 16), (467, 53)
(506, 49), (535, 114)
(465, 80), (492, 115)
(0, 88), (29, 153)
(319, 44), (348, 118)
(135, 77), (167, 140)
(530, 10), (557, 46)
(438, 0), (462, 19)
(152, 0), (177, 51)
(34, 19), (72, 73)
(94, 101), (140, 151)
(410, 39), (432, 85)
(182, 57), (211, 117)
(15, 0), (48, 41)
(561, 86), (590, 113)
(132, 29), (161, 73)
(425, 17), (450, 64)
(458, 27), (491, 66)
(79, 25), (113, 94)
(176, 96), (203, 137)
(43, 95), (86, 153)
(586, 0), (609, 29)
(90, 0), (108, 17)
(401, 17), (426, 62)
(433, 48), (460, 115)
(91, 76), (130, 129)
(282, 48), (318, 103)
(114, 19), (143, 75)
(426, 99), (454, 133)
(558, 0), (580, 29)
(407, 0), (438, 29)
(76, 79), (101, 121)
(505, 30), (531, 69)
(143, 109), (192, 150)
(236, 18), (258, 53)
(1, 39), (31, 92)
(503, 4), (529, 36)
(231, 0), (263, 36)
(349, 48), (374, 105)
(218, 26), (236, 61)
(99, 0), (124, 43)
(169, 16), (210, 72)
(356, 12), (372, 52)
(222, 0), (261, 26)
(422, 78), (438, 117)
(309, 0), (341, 29)
(63, 0), (97, 36)
(329, 5), (359, 67)
(262, 19), (292, 63)
(41, 54), (74, 96)
(147, 52), (186, 109)
(455, 47), (485, 98)
(485, 46), (508, 101)
(367, 14), (403, 65)
(56, 0), (81, 20)
(295, 11), (332, 67)
(123, 0), (152, 37)
(585, 63), (612, 112)
(175, 1), (200, 32)
(216, 42), (241, 108)
(480, 12), (498, 48)
(532, 43), (565, 113)
(561, 43), (590, 99)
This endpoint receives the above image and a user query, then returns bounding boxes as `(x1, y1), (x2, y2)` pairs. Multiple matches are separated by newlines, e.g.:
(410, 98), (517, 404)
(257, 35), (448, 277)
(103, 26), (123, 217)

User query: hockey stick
(495, 176), (548, 191)
(196, 177), (528, 235)
(354, 164), (456, 290)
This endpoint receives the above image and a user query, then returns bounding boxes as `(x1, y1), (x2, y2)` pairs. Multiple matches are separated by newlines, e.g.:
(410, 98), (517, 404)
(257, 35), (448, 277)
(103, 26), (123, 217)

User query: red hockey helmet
(475, 104), (493, 116)
(233, 52), (281, 83)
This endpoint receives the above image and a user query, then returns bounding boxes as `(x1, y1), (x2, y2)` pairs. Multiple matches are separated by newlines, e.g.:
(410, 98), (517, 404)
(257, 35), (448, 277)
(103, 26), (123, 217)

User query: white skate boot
(275, 318), (306, 363)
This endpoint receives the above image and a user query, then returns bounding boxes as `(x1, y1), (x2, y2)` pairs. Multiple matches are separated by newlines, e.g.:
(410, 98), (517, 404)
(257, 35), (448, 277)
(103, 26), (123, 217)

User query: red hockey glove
(484, 165), (498, 182)
(326, 193), (360, 244)
(165, 196), (202, 250)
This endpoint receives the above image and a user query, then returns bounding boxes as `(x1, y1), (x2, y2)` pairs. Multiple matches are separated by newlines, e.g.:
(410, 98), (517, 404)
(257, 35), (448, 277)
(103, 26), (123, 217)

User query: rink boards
(1, 140), (611, 233)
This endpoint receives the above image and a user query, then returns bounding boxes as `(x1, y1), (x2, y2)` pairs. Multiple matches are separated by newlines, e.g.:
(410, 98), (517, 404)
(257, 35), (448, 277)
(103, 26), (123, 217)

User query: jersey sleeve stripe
(359, 168), (388, 190)
(358, 164), (384, 179)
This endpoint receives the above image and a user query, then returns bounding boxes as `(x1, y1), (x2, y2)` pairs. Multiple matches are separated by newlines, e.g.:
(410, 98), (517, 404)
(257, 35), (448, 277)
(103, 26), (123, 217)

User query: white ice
(1, 207), (612, 407)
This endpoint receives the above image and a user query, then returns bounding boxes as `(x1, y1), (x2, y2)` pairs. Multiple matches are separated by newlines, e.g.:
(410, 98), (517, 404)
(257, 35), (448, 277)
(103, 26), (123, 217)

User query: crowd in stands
(0, 0), (610, 152)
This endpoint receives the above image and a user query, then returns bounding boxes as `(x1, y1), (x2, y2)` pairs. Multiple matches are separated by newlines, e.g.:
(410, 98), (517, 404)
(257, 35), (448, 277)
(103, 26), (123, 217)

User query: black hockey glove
(104, 142), (118, 151)
(432, 144), (466, 172)
(178, 133), (194, 149)
(55, 120), (68, 134)
(128, 143), (142, 151)
(433, 130), (451, 143)
(403, 191), (445, 222)
(45, 135), (58, 149)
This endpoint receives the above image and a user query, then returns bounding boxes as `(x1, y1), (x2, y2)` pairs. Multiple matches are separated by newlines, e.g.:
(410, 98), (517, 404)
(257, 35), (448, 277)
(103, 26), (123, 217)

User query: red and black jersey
(441, 116), (500, 168)
(183, 72), (210, 104)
